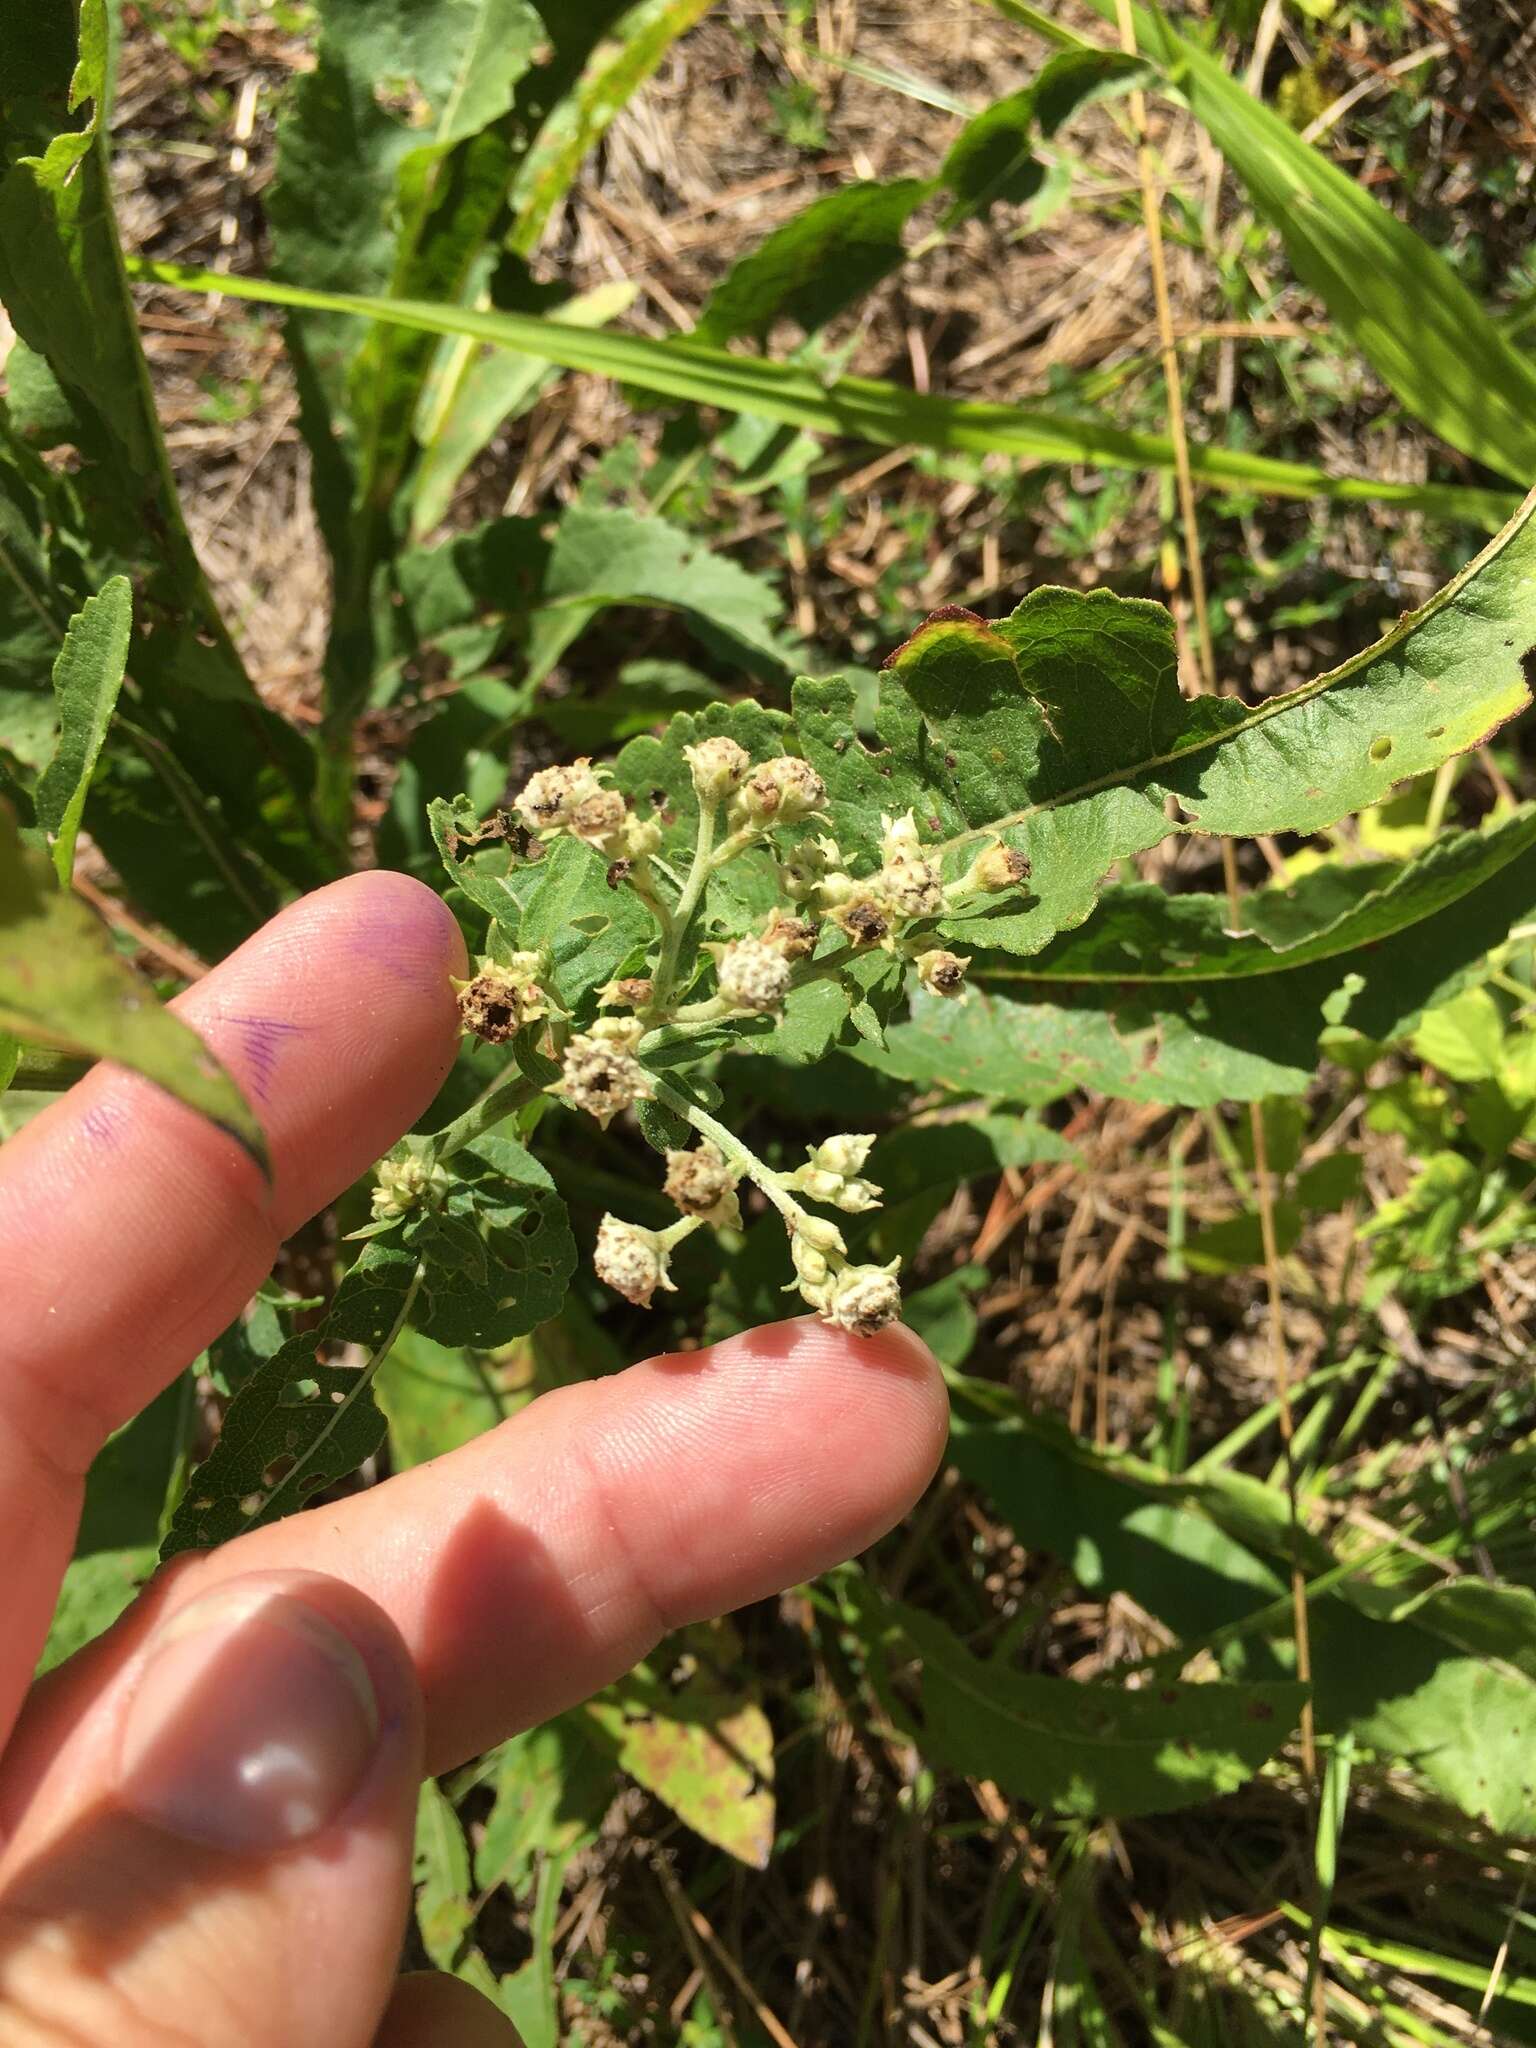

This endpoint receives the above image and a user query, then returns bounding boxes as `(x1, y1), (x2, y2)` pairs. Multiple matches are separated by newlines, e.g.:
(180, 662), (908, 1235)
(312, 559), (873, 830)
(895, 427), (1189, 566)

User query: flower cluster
(491, 738), (1037, 1339)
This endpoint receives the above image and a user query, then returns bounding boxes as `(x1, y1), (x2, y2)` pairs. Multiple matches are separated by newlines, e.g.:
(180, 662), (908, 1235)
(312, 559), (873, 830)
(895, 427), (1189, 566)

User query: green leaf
(474, 1716), (613, 1898)
(33, 574), (130, 884)
(956, 812), (1536, 1103)
(377, 1328), (516, 1467)
(414, 1779), (474, 1971)
(38, 1548), (157, 1676)
(131, 260), (1517, 527)
(0, 803), (268, 1168)
(695, 179), (932, 347)
(800, 498), (1536, 959)
(411, 281), (636, 538)
(401, 1134), (577, 1347)
(1410, 985), (1506, 1082)
(1092, 0), (1536, 484)
(859, 1587), (1303, 1818)
(160, 1239), (416, 1557)
(507, 0), (717, 258)
(939, 49), (1148, 223)
(513, 835), (656, 1013)
(583, 1620), (776, 1866)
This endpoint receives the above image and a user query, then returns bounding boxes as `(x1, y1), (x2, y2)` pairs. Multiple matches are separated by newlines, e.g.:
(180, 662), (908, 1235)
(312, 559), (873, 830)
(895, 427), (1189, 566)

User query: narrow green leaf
(1086, 0), (1536, 482)
(0, 803), (268, 1168)
(940, 48), (1148, 223)
(130, 260), (1516, 526)
(508, 0), (718, 257)
(694, 179), (932, 347)
(33, 574), (130, 883)
(859, 1586), (1303, 1818)
(414, 1779), (474, 1971)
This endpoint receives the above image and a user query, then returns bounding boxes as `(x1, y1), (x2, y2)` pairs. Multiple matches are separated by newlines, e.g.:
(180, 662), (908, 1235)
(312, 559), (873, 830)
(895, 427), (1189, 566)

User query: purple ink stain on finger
(81, 1101), (126, 1151)
(225, 1016), (304, 1103)
(341, 889), (464, 998)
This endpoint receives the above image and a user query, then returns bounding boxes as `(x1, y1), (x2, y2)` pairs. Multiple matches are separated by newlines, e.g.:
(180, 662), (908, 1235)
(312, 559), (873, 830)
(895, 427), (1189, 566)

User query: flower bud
(664, 1143), (741, 1225)
(879, 851), (944, 920)
(737, 755), (827, 825)
(916, 948), (970, 997)
(600, 976), (655, 1010)
(819, 1261), (903, 1337)
(962, 840), (1031, 895)
(622, 815), (663, 861)
(880, 809), (922, 859)
(514, 759), (605, 836)
(685, 736), (751, 802)
(712, 936), (793, 1015)
(594, 1214), (677, 1308)
(788, 1133), (881, 1213)
(372, 1150), (449, 1221)
(568, 788), (630, 852)
(555, 1023), (652, 1128)
(780, 835), (841, 902)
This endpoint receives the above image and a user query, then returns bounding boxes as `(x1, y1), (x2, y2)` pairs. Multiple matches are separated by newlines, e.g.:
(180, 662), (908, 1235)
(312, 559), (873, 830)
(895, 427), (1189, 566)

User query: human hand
(0, 873), (947, 2047)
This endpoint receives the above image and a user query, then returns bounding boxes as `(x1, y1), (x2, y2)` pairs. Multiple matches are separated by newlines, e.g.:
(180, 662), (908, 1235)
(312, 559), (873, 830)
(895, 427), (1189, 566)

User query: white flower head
(711, 936), (793, 1015)
(594, 1214), (678, 1308)
(915, 948), (970, 997)
(736, 755), (827, 826)
(685, 735), (751, 802)
(819, 1260), (903, 1338)
(555, 1023), (652, 1128)
(664, 1143), (741, 1227)
(515, 759), (606, 837)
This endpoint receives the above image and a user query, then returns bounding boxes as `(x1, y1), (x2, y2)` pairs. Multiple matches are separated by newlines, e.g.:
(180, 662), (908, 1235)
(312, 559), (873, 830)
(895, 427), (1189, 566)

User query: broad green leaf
(694, 179), (932, 347)
(939, 49), (1148, 223)
(858, 1587), (1303, 1818)
(1, 4), (326, 919)
(33, 575), (130, 883)
(1410, 985), (1506, 1083)
(160, 1239), (416, 1556)
(377, 1328), (519, 1467)
(1089, 0), (1536, 483)
(583, 1620), (775, 1866)
(949, 1412), (1287, 1652)
(132, 260), (1516, 528)
(414, 1779), (474, 1971)
(943, 813), (1536, 1104)
(0, 804), (268, 1167)
(38, 1548), (157, 1676)
(800, 496), (1536, 961)
(398, 1135), (576, 1347)
(513, 835), (656, 1012)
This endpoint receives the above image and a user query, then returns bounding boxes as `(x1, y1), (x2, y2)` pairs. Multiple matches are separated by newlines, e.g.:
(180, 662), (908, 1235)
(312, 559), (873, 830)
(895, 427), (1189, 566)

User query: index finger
(0, 871), (467, 1745)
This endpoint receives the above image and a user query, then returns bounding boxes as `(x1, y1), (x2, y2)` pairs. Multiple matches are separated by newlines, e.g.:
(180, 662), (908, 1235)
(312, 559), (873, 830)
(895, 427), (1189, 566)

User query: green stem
(239, 1264), (423, 1534)
(432, 1061), (542, 1164)
(652, 1077), (806, 1228)
(649, 797), (720, 1010)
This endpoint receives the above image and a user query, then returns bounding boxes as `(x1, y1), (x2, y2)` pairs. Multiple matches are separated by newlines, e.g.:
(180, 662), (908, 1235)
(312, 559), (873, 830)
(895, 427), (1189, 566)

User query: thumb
(0, 1571), (424, 2048)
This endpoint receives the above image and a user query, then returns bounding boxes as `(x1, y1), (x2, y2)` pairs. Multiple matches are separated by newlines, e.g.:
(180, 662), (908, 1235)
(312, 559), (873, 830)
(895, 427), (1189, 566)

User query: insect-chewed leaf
(403, 1135), (576, 1347)
(160, 1239), (417, 1556)
(854, 1584), (1302, 1819)
(0, 803), (268, 1167)
(583, 1620), (776, 1867)
(940, 49), (1150, 224)
(798, 490), (1536, 956)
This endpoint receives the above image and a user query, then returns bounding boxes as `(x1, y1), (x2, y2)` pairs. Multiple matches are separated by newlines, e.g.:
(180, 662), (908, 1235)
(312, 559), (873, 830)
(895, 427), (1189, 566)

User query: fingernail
(117, 1578), (382, 1854)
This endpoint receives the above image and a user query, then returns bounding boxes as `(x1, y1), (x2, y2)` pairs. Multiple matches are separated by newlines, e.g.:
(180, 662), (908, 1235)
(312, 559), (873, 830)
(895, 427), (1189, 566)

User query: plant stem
(432, 1062), (542, 1164)
(653, 1077), (805, 1228)
(649, 796), (720, 1010)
